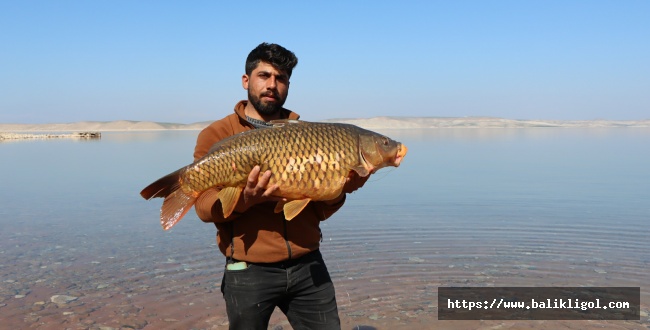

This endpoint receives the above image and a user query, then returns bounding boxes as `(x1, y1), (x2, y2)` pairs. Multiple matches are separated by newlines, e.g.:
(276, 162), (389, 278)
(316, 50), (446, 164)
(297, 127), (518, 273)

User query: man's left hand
(343, 171), (370, 194)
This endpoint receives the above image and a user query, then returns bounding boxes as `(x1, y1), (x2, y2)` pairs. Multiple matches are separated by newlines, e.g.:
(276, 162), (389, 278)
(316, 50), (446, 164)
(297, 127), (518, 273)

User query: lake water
(1, 128), (648, 329)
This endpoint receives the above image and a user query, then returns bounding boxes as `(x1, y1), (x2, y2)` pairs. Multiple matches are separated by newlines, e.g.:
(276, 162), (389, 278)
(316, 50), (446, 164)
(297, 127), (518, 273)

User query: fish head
(359, 133), (408, 174)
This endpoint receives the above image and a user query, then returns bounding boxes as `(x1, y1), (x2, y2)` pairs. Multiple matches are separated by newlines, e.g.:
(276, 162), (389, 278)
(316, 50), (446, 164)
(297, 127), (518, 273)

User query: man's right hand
(234, 165), (285, 213)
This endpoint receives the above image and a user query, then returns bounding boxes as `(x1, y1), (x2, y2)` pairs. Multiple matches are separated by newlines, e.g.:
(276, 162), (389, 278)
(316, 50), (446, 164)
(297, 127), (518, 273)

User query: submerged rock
(50, 295), (78, 304)
(347, 311), (365, 317)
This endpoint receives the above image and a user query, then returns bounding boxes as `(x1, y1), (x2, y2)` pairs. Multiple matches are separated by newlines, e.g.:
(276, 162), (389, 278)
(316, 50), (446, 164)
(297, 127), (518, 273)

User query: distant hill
(1, 117), (649, 132)
(325, 116), (650, 129)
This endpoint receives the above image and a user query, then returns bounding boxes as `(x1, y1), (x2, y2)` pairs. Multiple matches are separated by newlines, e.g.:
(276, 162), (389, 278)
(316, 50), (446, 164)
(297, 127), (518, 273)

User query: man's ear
(242, 74), (249, 90)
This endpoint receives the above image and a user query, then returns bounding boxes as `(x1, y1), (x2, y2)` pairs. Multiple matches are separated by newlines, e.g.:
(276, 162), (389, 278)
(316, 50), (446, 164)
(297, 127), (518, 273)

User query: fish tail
(140, 169), (182, 199)
(140, 170), (196, 230)
(159, 189), (196, 230)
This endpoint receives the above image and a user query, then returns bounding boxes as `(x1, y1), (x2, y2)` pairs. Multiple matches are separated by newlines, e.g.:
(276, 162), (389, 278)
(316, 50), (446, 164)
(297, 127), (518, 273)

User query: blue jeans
(221, 250), (340, 330)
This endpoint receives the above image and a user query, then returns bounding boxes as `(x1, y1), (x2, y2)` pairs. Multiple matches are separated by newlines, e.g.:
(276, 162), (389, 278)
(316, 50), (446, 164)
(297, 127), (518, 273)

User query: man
(193, 43), (368, 330)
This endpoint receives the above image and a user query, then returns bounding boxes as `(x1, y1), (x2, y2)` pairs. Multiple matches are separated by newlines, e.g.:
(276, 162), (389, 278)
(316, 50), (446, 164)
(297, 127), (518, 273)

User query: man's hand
(234, 165), (285, 213)
(234, 167), (370, 210)
(343, 171), (370, 194)
(323, 171), (371, 206)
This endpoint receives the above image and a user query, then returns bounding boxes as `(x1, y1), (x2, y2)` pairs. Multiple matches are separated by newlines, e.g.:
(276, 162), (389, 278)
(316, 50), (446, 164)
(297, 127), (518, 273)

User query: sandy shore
(1, 117), (649, 134)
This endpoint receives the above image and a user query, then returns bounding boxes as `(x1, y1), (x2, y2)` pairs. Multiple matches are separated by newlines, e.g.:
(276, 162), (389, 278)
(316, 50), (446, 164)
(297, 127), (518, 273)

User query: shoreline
(0, 132), (101, 141)
(1, 117), (649, 134)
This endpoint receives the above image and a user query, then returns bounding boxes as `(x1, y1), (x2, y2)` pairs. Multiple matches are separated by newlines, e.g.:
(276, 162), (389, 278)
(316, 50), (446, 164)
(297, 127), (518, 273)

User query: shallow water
(1, 128), (648, 329)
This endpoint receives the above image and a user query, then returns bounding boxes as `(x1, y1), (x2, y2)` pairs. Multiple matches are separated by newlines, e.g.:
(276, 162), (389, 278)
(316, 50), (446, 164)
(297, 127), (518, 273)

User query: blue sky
(1, 1), (648, 123)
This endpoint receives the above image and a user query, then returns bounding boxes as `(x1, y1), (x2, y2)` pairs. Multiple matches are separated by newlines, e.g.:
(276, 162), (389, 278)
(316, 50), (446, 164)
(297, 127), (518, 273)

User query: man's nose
(266, 76), (277, 89)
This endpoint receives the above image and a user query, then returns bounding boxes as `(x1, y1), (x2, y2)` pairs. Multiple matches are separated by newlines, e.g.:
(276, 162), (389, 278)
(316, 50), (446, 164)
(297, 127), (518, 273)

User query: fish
(140, 120), (408, 230)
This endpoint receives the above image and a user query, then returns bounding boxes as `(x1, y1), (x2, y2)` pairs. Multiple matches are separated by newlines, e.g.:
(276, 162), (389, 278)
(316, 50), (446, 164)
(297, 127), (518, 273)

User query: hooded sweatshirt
(193, 101), (345, 263)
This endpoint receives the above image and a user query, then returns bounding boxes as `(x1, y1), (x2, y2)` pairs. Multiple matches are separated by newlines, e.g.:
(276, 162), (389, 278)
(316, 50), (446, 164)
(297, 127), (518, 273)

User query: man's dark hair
(245, 43), (298, 78)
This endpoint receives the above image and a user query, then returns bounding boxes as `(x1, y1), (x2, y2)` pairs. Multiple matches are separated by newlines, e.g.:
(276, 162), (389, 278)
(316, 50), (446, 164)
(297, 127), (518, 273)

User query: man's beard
(248, 90), (285, 116)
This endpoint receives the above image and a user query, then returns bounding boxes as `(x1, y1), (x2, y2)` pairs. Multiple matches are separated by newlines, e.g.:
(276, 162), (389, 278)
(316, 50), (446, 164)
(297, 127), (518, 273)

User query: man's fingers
(257, 170), (273, 187)
(247, 165), (261, 188)
(343, 172), (370, 194)
(245, 168), (274, 198)
(261, 184), (279, 198)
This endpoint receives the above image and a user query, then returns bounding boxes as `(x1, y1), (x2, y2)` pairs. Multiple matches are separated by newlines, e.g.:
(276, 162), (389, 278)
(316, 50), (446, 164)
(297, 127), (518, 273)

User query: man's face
(242, 61), (290, 116)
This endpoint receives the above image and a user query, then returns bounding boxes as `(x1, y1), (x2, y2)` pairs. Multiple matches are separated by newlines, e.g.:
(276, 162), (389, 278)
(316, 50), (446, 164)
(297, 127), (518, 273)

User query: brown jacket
(193, 101), (346, 263)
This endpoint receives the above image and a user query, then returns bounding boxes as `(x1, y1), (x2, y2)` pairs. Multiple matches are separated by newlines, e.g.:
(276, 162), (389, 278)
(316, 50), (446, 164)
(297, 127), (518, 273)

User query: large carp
(140, 120), (407, 230)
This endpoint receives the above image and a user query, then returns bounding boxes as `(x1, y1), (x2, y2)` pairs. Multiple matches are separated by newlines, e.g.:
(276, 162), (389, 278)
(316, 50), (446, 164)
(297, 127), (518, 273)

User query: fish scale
(141, 120), (407, 230)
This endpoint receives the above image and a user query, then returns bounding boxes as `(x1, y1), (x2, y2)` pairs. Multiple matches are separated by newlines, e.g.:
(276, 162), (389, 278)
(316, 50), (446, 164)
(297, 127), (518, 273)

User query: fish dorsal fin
(218, 187), (243, 218)
(276, 198), (311, 220)
(270, 119), (304, 128)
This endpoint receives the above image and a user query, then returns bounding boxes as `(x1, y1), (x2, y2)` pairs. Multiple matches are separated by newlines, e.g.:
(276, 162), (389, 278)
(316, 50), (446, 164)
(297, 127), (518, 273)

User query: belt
(231, 249), (322, 269)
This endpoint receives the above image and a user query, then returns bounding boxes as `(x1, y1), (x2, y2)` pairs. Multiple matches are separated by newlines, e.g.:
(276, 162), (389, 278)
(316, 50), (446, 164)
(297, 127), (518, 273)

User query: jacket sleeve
(311, 194), (347, 221)
(193, 122), (241, 223)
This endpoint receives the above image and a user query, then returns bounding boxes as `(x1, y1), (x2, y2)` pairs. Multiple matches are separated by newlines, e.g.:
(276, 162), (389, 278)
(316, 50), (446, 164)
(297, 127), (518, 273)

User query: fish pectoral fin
(351, 165), (371, 177)
(281, 199), (311, 220)
(274, 200), (286, 214)
(218, 187), (243, 218)
(160, 189), (197, 230)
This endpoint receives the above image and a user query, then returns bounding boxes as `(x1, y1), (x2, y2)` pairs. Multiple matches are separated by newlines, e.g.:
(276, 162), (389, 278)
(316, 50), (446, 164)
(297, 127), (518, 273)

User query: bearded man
(193, 42), (367, 330)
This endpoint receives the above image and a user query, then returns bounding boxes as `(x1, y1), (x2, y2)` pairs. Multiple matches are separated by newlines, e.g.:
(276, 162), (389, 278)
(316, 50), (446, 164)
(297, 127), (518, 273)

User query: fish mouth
(394, 144), (408, 166)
